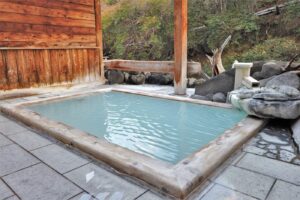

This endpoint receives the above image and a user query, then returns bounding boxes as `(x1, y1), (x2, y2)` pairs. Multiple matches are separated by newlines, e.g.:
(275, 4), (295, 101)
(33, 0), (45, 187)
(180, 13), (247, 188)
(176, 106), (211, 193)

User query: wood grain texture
(0, 49), (101, 90)
(0, 0), (102, 90)
(0, 0), (97, 48)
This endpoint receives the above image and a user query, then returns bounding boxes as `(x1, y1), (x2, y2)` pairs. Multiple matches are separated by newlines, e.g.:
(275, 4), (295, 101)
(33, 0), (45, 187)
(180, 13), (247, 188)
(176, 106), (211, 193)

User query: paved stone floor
(0, 85), (300, 200)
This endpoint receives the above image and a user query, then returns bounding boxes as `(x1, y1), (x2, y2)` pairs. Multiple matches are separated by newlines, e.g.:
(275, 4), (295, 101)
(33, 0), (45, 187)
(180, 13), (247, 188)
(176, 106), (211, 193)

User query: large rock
(127, 73), (146, 85)
(265, 72), (300, 89)
(229, 86), (300, 119)
(146, 73), (173, 85)
(107, 70), (124, 84)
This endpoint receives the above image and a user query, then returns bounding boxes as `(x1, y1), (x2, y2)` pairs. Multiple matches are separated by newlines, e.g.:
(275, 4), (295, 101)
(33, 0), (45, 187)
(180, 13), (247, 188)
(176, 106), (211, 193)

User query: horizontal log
(104, 60), (202, 74)
(0, 2), (95, 21)
(0, 12), (95, 28)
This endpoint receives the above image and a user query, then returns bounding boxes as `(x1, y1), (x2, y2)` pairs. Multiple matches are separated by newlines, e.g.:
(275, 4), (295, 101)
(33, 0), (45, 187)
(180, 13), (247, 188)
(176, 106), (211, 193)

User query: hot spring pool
(28, 91), (246, 164)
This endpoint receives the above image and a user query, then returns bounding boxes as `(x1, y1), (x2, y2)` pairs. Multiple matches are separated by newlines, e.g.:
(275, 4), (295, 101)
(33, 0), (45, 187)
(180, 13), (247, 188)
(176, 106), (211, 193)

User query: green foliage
(238, 38), (299, 62)
(103, 0), (119, 5)
(103, 0), (173, 60)
(103, 0), (300, 64)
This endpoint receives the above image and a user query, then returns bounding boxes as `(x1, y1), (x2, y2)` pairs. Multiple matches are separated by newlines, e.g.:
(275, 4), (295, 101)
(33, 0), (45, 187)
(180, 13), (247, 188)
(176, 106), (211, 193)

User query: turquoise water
(28, 92), (246, 164)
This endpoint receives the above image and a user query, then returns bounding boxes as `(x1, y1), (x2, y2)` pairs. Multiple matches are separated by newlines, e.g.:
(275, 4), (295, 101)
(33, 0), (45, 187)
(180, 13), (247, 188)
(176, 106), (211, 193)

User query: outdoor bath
(0, 88), (265, 198)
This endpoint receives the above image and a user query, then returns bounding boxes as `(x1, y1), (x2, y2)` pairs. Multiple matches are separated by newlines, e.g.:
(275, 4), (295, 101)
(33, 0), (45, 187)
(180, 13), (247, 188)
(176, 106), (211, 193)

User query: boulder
(212, 93), (226, 103)
(258, 62), (283, 79)
(229, 86), (300, 119)
(127, 73), (146, 85)
(107, 70), (124, 84)
(146, 73), (173, 85)
(265, 72), (300, 89)
(195, 69), (235, 96)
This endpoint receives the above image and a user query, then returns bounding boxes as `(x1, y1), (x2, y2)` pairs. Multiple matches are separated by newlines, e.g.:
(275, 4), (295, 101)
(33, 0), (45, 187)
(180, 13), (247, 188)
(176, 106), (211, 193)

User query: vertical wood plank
(0, 51), (8, 89)
(6, 50), (19, 89)
(94, 0), (104, 81)
(174, 0), (188, 95)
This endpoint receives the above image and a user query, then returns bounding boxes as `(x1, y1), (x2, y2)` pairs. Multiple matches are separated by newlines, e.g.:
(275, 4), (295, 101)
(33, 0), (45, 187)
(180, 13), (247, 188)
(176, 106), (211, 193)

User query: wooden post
(94, 0), (105, 82)
(174, 0), (188, 95)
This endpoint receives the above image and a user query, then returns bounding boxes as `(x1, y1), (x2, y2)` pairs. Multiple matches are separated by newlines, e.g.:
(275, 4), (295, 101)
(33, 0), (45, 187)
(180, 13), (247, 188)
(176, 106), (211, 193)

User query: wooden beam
(104, 59), (202, 74)
(94, 0), (105, 82)
(174, 0), (188, 95)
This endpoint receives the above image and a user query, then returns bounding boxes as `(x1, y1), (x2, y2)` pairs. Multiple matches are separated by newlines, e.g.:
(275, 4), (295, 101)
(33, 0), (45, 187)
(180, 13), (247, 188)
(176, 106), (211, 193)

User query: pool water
(28, 92), (246, 164)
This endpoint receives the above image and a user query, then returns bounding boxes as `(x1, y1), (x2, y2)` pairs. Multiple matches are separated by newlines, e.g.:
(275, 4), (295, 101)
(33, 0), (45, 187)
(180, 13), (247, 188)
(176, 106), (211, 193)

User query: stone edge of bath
(0, 88), (267, 199)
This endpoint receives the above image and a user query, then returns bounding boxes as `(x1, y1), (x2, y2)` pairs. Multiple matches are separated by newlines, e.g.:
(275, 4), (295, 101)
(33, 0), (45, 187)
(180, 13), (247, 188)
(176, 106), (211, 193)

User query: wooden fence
(0, 0), (103, 90)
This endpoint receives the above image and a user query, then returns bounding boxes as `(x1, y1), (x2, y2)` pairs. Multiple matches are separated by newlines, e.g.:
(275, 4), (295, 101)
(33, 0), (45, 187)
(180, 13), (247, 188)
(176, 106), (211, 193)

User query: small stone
(127, 73), (145, 85)
(212, 93), (226, 103)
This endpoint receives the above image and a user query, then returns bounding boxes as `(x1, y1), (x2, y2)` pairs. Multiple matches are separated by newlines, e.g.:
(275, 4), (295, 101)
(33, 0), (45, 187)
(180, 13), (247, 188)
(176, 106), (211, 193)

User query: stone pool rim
(0, 88), (267, 199)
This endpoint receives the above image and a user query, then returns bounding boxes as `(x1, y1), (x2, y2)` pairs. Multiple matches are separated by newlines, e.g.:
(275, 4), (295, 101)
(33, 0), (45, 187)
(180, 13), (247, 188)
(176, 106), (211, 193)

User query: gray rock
(259, 62), (283, 79)
(107, 70), (124, 84)
(265, 72), (300, 89)
(229, 87), (300, 119)
(146, 73), (173, 85)
(127, 73), (146, 85)
(213, 93), (226, 103)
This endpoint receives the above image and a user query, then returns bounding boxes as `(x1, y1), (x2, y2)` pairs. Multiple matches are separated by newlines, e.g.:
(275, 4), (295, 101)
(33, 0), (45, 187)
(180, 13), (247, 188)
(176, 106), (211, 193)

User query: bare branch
(220, 35), (232, 53)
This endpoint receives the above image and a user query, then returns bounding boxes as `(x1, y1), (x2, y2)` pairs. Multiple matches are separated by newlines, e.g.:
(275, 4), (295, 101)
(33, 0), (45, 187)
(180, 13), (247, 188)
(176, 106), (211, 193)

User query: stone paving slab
(0, 134), (13, 147)
(65, 163), (147, 200)
(199, 184), (256, 200)
(5, 196), (20, 200)
(266, 180), (300, 200)
(0, 144), (39, 177)
(69, 192), (97, 200)
(3, 163), (82, 200)
(0, 115), (9, 123)
(32, 144), (90, 174)
(136, 191), (169, 200)
(214, 165), (274, 199)
(0, 121), (28, 136)
(237, 153), (300, 185)
(0, 179), (14, 199)
(8, 131), (52, 151)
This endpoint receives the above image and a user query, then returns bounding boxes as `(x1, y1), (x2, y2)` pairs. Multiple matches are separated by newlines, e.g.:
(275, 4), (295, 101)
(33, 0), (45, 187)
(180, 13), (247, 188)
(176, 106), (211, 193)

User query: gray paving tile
(8, 130), (52, 151)
(0, 179), (14, 199)
(214, 166), (274, 199)
(200, 184), (256, 200)
(32, 144), (89, 174)
(237, 153), (300, 185)
(267, 180), (300, 200)
(3, 163), (82, 200)
(0, 134), (13, 147)
(187, 181), (214, 200)
(65, 163), (146, 200)
(0, 144), (39, 176)
(5, 196), (20, 200)
(0, 121), (28, 136)
(137, 191), (170, 200)
(69, 193), (96, 200)
(0, 115), (9, 123)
